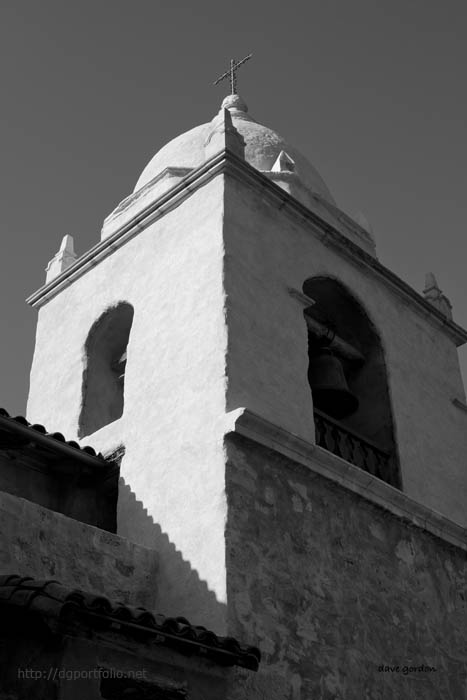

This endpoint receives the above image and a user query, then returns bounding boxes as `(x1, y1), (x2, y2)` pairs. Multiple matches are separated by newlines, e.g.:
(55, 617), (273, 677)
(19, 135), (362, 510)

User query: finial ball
(221, 94), (248, 113)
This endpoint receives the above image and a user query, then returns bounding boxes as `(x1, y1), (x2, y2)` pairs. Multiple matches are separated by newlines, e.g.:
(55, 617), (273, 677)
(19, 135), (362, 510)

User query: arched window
(303, 277), (400, 488)
(78, 303), (134, 437)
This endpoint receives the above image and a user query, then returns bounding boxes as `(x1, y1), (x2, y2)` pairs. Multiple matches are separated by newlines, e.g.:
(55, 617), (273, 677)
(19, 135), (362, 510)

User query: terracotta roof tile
(0, 575), (260, 671)
(0, 407), (104, 460)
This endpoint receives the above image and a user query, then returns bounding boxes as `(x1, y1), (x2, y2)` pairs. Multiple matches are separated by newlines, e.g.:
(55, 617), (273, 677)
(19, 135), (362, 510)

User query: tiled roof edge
(0, 407), (105, 462)
(0, 575), (260, 672)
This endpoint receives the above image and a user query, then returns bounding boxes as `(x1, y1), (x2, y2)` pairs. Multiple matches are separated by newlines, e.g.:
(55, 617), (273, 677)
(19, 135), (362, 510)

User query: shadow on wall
(303, 276), (401, 488)
(79, 303), (134, 438)
(118, 477), (226, 635)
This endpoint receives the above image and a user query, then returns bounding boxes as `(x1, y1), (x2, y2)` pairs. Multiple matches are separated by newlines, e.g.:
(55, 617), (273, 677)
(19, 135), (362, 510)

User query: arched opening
(303, 277), (400, 488)
(79, 303), (134, 438)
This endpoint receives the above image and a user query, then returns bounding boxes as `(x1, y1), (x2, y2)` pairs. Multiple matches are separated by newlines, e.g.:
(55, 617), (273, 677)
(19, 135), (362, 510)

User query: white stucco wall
(27, 178), (229, 632)
(26, 161), (467, 645)
(223, 174), (467, 527)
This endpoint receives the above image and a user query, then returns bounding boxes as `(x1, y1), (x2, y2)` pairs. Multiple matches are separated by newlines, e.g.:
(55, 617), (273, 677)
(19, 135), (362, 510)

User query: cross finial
(213, 54), (252, 95)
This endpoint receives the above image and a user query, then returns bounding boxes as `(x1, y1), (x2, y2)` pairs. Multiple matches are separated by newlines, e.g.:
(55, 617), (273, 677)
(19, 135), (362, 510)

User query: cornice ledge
(222, 160), (467, 346)
(24, 150), (467, 345)
(108, 166), (194, 219)
(25, 151), (232, 308)
(225, 407), (467, 552)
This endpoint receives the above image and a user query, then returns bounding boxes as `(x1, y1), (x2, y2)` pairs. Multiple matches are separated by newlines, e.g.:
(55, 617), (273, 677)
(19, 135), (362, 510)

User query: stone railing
(313, 409), (399, 487)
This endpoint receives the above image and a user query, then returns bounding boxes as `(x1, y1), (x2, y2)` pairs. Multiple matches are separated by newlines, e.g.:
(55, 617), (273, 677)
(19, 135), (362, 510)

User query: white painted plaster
(45, 234), (77, 283)
(223, 175), (467, 527)
(27, 144), (467, 642)
(27, 178), (229, 632)
(133, 97), (336, 205)
(101, 168), (192, 241)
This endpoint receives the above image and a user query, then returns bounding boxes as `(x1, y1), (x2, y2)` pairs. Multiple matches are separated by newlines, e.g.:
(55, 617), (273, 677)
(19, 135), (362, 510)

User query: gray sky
(1, 0), (466, 416)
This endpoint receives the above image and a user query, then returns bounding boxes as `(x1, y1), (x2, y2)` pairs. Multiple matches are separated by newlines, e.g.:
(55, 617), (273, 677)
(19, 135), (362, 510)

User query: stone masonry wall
(225, 434), (467, 700)
(0, 490), (158, 609)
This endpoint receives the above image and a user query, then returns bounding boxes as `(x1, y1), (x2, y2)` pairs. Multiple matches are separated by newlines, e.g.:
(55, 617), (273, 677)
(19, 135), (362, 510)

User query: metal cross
(213, 54), (252, 95)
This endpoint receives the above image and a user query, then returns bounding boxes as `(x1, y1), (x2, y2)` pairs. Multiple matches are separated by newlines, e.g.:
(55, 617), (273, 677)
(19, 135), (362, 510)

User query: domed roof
(134, 95), (335, 205)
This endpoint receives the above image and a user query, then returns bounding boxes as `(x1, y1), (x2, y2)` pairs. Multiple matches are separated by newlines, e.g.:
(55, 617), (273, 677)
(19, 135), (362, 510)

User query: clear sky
(1, 0), (466, 416)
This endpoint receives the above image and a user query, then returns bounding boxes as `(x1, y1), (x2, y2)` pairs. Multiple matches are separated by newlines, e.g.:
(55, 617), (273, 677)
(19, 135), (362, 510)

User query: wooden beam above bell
(288, 287), (365, 362)
(305, 314), (364, 363)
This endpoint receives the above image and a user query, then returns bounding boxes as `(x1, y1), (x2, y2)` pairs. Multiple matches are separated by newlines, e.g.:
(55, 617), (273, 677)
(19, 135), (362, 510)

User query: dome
(134, 95), (335, 205)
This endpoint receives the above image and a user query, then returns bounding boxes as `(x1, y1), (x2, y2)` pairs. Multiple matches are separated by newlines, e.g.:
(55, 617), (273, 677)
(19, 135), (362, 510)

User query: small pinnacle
(58, 234), (75, 255)
(272, 150), (296, 173)
(423, 272), (452, 319)
(424, 272), (440, 292)
(45, 234), (77, 283)
(355, 212), (373, 235)
(204, 105), (245, 159)
(214, 107), (234, 127)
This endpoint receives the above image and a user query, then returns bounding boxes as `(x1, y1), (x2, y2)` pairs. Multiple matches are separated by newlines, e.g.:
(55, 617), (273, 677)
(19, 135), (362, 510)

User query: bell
(308, 348), (359, 419)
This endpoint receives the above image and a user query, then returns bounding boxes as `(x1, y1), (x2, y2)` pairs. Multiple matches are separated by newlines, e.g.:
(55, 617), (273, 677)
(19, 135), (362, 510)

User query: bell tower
(26, 88), (467, 675)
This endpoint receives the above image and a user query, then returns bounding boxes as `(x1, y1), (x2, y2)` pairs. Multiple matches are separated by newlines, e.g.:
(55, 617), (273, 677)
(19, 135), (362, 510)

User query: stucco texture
(223, 174), (467, 527)
(225, 434), (467, 700)
(27, 178), (229, 631)
(27, 160), (467, 647)
(133, 98), (335, 205)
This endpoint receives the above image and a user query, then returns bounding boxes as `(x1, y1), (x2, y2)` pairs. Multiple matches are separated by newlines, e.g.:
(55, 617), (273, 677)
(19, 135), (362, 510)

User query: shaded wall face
(0, 625), (230, 700)
(0, 453), (117, 531)
(27, 178), (230, 632)
(223, 176), (467, 526)
(0, 490), (158, 608)
(79, 303), (134, 438)
(0, 453), (61, 512)
(225, 435), (467, 700)
(304, 277), (397, 452)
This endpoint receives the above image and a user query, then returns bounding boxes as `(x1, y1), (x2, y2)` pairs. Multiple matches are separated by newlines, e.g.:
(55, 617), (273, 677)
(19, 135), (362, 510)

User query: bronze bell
(308, 347), (359, 419)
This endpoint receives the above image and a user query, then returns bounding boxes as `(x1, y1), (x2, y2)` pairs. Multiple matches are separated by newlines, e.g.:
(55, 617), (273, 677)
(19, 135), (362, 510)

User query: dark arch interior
(79, 303), (134, 438)
(303, 277), (400, 487)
